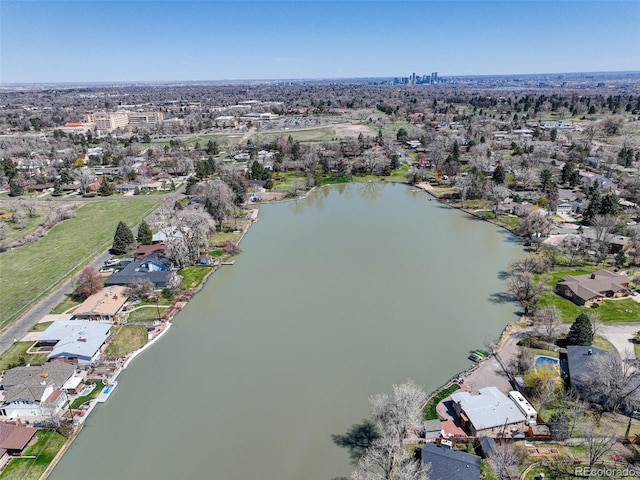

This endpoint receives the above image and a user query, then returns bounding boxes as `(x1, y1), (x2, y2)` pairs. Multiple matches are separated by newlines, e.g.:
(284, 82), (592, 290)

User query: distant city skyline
(1, 1), (639, 84)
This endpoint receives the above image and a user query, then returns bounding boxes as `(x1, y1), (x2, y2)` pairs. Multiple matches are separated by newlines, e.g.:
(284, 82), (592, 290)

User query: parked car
(104, 259), (120, 267)
(629, 288), (638, 296)
(99, 267), (114, 274)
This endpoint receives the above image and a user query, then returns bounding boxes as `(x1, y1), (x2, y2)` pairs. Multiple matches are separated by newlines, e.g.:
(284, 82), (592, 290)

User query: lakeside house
(35, 320), (111, 365)
(0, 423), (38, 466)
(556, 269), (630, 306)
(104, 253), (174, 288)
(450, 386), (527, 436)
(72, 286), (128, 322)
(566, 345), (607, 402)
(0, 362), (76, 421)
(421, 441), (481, 480)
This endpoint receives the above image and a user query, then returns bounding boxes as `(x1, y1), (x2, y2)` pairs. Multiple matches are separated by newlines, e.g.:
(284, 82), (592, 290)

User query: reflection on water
(50, 183), (522, 480)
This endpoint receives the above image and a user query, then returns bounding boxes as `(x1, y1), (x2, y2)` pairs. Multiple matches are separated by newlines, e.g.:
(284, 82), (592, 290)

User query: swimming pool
(535, 355), (559, 369)
(103, 385), (114, 394)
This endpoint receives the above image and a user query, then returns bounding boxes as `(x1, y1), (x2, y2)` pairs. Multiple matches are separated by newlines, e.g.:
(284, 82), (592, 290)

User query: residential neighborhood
(0, 76), (640, 479)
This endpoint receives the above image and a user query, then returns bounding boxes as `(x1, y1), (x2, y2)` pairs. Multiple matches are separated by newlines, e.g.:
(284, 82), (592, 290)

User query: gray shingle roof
(1, 362), (76, 404)
(421, 443), (481, 480)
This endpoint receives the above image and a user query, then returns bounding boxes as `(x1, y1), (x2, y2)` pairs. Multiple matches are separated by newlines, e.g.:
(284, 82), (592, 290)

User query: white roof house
(37, 320), (111, 365)
(450, 386), (526, 436)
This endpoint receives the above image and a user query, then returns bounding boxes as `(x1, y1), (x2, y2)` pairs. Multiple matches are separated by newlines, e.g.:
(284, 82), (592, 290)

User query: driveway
(599, 323), (640, 358)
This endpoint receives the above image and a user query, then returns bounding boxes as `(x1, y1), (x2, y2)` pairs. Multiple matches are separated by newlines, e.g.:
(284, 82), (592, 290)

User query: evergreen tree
(540, 169), (553, 193)
(137, 220), (153, 245)
(8, 179), (23, 197)
(566, 313), (593, 346)
(52, 178), (63, 196)
(112, 221), (135, 255)
(492, 165), (506, 184)
(600, 194), (620, 217)
(98, 179), (114, 196)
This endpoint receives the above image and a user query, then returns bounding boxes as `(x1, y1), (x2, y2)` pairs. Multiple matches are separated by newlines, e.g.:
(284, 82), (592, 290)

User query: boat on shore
(468, 352), (483, 362)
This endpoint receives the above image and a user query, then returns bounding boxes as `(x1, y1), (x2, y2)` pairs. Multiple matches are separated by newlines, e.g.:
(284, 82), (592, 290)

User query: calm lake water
(50, 183), (522, 480)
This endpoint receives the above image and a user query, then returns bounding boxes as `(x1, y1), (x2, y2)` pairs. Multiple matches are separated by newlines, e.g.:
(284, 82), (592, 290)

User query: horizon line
(2, 70), (640, 87)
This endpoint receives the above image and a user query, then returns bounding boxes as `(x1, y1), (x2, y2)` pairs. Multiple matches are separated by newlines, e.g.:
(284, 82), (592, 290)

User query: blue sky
(1, 1), (639, 83)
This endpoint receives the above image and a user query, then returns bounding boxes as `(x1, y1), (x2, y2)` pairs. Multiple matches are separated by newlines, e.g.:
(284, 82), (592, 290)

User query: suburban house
(104, 253), (174, 288)
(556, 270), (630, 306)
(152, 226), (187, 243)
(421, 441), (481, 480)
(450, 386), (527, 436)
(134, 243), (167, 261)
(580, 229), (630, 254)
(0, 423), (38, 466)
(35, 320), (111, 365)
(73, 286), (128, 322)
(566, 345), (608, 402)
(0, 362), (76, 421)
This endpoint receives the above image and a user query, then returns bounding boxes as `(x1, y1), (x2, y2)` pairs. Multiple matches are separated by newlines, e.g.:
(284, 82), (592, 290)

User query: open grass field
(0, 198), (160, 328)
(0, 430), (66, 480)
(252, 127), (337, 143)
(105, 325), (147, 358)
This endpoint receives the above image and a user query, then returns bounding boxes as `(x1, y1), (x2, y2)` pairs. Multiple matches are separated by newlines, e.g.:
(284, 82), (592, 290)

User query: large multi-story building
(86, 111), (163, 132)
(126, 111), (164, 126)
(88, 112), (129, 131)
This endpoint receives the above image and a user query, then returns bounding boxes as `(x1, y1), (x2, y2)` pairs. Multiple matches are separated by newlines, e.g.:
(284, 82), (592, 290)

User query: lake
(50, 182), (522, 480)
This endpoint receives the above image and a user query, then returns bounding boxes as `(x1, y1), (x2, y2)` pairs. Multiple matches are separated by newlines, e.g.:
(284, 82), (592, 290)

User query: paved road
(0, 188), (186, 357)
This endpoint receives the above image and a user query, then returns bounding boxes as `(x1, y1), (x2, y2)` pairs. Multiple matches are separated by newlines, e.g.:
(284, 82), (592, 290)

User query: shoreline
(40, 210), (260, 479)
(39, 181), (520, 478)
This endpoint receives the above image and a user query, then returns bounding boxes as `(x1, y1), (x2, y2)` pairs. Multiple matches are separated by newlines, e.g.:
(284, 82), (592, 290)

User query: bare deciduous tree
(126, 279), (156, 301)
(591, 214), (617, 244)
(505, 271), (549, 316)
(516, 211), (554, 243)
(534, 305), (562, 341)
(487, 444), (524, 480)
(370, 379), (426, 448)
(584, 422), (617, 467)
(352, 436), (428, 480)
(486, 182), (511, 217)
(196, 180), (236, 229)
(71, 166), (96, 195)
(583, 351), (640, 412)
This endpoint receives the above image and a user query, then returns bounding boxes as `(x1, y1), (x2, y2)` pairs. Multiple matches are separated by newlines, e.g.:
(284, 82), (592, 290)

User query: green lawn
(0, 198), (160, 328)
(180, 266), (213, 290)
(104, 325), (147, 358)
(0, 430), (66, 480)
(270, 172), (307, 191)
(49, 294), (83, 315)
(537, 268), (640, 323)
(126, 306), (166, 322)
(29, 321), (53, 332)
(0, 342), (48, 370)
(539, 292), (640, 323)
(252, 127), (337, 144)
(70, 380), (105, 409)
(423, 384), (461, 420)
